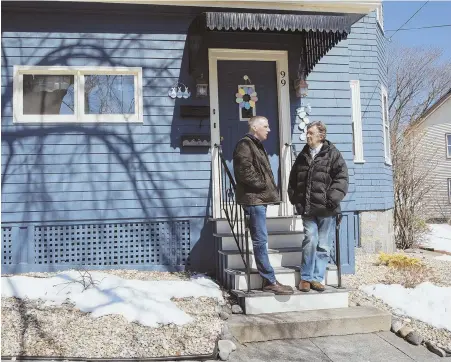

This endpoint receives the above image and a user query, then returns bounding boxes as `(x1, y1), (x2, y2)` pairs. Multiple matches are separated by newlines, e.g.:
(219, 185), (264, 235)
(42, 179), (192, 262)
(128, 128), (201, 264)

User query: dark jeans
(242, 205), (277, 284)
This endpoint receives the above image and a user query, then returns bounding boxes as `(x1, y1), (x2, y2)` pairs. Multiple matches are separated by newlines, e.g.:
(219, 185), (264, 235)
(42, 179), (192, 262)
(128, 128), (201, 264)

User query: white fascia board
(58, 0), (381, 14)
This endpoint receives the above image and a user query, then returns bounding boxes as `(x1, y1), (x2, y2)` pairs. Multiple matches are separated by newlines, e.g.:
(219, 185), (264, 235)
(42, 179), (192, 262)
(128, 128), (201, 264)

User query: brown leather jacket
(233, 134), (280, 205)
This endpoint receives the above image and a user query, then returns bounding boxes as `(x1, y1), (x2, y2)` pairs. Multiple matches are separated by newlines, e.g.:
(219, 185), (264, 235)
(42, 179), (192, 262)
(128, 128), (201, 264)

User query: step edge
(218, 247), (303, 255)
(231, 287), (352, 297)
(214, 230), (304, 237)
(224, 264), (337, 275)
(227, 306), (391, 326)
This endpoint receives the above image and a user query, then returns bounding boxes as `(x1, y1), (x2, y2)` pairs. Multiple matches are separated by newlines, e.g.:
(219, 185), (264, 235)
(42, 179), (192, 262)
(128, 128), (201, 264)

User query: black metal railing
(285, 142), (343, 288)
(214, 144), (251, 293)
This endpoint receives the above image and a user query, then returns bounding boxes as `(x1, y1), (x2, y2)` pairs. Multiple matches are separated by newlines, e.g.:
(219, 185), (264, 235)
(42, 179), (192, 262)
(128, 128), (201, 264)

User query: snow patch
(1, 271), (223, 327)
(421, 224), (451, 253)
(435, 254), (451, 262)
(361, 282), (451, 331)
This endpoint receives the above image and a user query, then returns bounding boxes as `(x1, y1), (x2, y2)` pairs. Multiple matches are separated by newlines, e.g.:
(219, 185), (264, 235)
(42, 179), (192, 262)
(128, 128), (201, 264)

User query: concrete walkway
(228, 332), (442, 362)
(1, 332), (442, 362)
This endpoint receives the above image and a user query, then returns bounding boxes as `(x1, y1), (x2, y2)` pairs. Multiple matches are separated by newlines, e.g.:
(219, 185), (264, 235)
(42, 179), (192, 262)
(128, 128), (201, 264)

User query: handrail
(285, 142), (343, 289)
(214, 144), (251, 293)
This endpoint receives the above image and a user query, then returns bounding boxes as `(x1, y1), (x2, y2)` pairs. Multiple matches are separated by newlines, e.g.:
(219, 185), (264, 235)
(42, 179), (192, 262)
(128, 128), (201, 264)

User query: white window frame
(13, 66), (143, 123)
(381, 85), (391, 165)
(350, 80), (365, 163)
(446, 133), (451, 159)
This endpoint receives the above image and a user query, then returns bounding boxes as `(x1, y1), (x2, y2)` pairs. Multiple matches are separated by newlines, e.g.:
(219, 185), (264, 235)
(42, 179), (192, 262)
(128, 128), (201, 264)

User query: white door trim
(208, 48), (292, 219)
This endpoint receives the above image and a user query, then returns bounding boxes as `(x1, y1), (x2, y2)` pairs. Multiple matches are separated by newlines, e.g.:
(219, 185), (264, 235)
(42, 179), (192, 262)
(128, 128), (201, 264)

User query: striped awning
(205, 12), (363, 33)
(188, 11), (364, 78)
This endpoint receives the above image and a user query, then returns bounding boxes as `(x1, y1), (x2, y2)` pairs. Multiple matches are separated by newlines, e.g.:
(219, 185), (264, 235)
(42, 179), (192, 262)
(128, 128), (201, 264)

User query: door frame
(208, 48), (293, 219)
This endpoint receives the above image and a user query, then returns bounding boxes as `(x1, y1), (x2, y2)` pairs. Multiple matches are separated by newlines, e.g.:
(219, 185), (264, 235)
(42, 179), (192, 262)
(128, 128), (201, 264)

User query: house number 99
(280, 71), (286, 86)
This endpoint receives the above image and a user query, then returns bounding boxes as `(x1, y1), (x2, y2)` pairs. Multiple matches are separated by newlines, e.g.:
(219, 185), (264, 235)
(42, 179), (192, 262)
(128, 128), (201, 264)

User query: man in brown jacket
(233, 116), (294, 295)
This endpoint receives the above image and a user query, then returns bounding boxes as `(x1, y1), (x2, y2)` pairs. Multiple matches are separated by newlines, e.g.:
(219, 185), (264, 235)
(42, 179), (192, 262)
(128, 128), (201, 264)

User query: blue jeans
(242, 205), (277, 284)
(301, 216), (335, 283)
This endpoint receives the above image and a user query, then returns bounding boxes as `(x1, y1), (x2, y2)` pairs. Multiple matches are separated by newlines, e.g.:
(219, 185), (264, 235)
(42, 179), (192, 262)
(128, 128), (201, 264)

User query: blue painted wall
(1, 2), (393, 274)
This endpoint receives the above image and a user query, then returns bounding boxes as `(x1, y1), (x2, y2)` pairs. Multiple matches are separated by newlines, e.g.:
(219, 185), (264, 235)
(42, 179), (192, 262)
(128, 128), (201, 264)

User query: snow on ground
(1, 271), (223, 327)
(421, 224), (451, 253)
(361, 282), (451, 331)
(435, 254), (451, 261)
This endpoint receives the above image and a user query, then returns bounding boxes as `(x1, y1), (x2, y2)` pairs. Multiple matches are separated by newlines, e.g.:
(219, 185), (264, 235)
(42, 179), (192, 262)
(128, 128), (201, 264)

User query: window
(447, 134), (451, 158)
(381, 85), (391, 164)
(350, 80), (365, 163)
(13, 66), (143, 123)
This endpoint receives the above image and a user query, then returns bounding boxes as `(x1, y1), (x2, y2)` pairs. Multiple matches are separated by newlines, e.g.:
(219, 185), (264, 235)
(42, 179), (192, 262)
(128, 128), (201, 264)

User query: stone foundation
(360, 209), (395, 253)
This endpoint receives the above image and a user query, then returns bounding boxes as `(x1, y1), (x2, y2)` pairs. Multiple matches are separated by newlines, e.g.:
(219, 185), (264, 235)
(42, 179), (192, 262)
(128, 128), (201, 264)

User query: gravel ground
(343, 248), (451, 350)
(1, 270), (224, 358)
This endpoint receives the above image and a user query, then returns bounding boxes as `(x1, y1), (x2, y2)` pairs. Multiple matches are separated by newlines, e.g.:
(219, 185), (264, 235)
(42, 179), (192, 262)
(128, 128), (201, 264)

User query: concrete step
(225, 264), (338, 290)
(214, 216), (303, 234)
(219, 247), (302, 269)
(232, 286), (349, 315)
(216, 230), (304, 251)
(228, 306), (391, 343)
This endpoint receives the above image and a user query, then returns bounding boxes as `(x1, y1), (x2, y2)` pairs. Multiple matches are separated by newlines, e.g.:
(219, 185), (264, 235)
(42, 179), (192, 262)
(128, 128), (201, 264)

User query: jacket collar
(301, 139), (332, 157)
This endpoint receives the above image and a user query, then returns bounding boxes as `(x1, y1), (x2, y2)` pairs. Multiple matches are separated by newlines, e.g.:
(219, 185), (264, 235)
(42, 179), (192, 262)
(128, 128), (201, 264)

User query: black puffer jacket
(233, 135), (280, 205)
(288, 140), (348, 217)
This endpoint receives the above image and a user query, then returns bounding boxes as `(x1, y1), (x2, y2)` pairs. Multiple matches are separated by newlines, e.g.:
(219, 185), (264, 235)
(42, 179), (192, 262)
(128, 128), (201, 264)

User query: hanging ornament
(295, 104), (313, 143)
(168, 82), (191, 99)
(236, 75), (258, 121)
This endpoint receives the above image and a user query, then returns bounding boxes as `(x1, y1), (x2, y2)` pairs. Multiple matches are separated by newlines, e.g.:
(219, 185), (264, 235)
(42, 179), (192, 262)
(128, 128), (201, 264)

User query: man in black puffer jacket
(288, 121), (348, 293)
(233, 116), (294, 295)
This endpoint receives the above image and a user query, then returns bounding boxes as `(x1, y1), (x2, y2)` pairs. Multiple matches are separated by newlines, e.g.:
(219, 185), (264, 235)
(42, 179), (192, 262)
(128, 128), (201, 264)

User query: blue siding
(348, 12), (394, 211)
(1, 2), (394, 274)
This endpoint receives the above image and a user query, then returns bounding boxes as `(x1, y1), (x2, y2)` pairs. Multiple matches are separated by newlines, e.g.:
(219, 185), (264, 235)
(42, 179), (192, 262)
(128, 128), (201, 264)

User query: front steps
(213, 215), (391, 341)
(224, 264), (338, 291)
(232, 286), (349, 315)
(228, 306), (392, 343)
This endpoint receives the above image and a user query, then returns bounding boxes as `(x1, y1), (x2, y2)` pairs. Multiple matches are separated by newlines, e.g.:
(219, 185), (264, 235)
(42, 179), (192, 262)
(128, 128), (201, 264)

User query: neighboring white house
(411, 89), (451, 220)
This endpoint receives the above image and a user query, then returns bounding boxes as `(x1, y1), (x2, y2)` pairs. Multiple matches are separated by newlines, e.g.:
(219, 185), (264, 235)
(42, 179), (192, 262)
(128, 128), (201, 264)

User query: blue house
(1, 0), (394, 283)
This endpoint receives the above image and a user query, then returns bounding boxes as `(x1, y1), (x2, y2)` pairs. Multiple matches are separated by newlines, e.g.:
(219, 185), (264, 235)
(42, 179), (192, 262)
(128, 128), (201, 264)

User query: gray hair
(306, 121), (327, 140)
(248, 116), (267, 129)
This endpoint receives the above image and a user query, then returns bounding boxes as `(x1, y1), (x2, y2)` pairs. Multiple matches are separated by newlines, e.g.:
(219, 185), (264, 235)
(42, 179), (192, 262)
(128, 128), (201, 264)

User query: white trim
(208, 48), (292, 218)
(446, 134), (451, 159)
(381, 84), (391, 165)
(13, 66), (143, 123)
(375, 4), (384, 30)
(66, 0), (381, 14)
(350, 80), (365, 163)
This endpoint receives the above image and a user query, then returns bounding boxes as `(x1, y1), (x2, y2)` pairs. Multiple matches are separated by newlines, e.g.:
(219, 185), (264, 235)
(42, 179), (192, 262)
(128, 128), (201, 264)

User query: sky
(383, 1), (451, 61)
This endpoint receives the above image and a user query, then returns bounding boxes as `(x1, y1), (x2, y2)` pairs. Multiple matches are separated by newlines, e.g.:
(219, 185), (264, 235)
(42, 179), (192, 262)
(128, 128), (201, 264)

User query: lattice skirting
(1, 219), (191, 274)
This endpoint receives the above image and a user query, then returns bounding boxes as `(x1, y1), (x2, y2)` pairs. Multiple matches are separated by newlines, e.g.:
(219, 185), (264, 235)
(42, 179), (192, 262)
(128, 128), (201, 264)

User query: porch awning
(188, 11), (364, 77)
(205, 12), (362, 33)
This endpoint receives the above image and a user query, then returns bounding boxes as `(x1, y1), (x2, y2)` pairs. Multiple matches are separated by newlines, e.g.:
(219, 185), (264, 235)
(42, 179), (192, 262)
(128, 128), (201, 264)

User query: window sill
(353, 159), (366, 164)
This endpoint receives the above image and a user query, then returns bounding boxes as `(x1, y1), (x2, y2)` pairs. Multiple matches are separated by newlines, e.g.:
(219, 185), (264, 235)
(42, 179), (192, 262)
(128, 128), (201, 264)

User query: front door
(209, 49), (292, 219)
(217, 60), (280, 216)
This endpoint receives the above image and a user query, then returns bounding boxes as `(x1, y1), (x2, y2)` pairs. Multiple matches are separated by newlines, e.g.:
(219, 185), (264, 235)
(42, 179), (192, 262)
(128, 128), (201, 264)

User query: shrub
(377, 252), (438, 288)
(377, 252), (423, 268)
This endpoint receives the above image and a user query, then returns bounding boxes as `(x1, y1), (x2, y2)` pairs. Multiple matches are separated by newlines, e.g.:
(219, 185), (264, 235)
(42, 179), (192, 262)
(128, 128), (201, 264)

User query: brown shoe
(310, 281), (326, 292)
(262, 279), (294, 295)
(299, 280), (311, 292)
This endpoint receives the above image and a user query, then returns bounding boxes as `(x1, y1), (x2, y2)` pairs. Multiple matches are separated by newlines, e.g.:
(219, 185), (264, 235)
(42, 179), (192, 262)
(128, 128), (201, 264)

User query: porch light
(294, 78), (309, 98)
(196, 73), (208, 98)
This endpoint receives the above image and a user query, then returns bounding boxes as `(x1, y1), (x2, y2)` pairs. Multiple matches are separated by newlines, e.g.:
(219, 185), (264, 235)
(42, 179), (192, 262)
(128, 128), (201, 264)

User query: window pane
(383, 95), (389, 126)
(447, 135), (451, 157)
(23, 75), (75, 115)
(84, 75), (135, 114)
